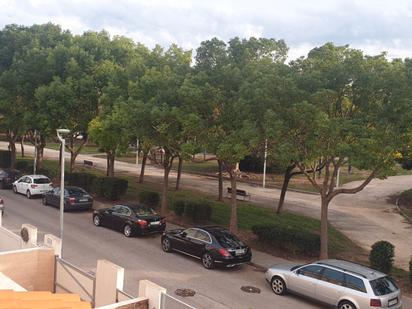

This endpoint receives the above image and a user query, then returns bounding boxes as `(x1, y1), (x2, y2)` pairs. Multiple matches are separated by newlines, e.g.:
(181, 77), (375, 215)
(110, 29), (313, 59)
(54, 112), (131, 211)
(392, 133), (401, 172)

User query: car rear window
(213, 230), (243, 248)
(370, 276), (398, 296)
(134, 207), (156, 216)
(67, 188), (87, 195)
(34, 178), (51, 184)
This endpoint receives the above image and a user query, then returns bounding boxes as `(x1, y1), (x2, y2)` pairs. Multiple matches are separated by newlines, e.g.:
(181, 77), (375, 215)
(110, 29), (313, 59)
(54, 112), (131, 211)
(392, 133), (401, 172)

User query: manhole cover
(175, 288), (196, 297)
(241, 286), (261, 294)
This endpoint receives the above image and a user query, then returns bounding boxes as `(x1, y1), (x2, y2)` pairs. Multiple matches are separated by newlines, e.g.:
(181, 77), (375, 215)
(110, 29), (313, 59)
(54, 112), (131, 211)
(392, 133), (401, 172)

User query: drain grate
(241, 286), (261, 294)
(175, 288), (196, 297)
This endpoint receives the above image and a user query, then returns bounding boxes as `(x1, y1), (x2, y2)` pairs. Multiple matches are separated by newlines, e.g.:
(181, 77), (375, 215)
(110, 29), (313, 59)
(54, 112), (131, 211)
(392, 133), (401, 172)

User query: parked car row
(0, 169), (403, 308)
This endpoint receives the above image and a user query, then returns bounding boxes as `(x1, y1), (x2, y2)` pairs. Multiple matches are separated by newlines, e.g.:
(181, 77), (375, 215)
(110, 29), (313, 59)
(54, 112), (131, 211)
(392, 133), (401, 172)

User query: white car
(13, 175), (53, 199)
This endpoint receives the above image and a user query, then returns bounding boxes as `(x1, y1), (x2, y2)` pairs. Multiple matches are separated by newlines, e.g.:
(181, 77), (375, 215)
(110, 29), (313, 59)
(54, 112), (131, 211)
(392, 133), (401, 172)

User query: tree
(269, 43), (412, 258)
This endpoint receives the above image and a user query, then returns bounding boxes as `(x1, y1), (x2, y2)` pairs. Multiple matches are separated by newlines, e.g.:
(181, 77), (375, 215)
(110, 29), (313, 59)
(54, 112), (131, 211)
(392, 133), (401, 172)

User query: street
(0, 188), (323, 309)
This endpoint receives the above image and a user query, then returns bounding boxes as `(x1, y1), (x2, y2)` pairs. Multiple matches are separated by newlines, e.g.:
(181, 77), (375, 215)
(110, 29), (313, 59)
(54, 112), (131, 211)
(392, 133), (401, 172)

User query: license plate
(79, 198), (88, 202)
(388, 298), (398, 306)
(150, 221), (160, 226)
(235, 249), (246, 255)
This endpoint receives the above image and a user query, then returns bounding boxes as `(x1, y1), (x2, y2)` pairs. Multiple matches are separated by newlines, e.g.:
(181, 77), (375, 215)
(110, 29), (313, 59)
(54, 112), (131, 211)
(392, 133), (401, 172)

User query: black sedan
(42, 186), (93, 211)
(0, 169), (20, 189)
(161, 226), (252, 269)
(93, 204), (166, 237)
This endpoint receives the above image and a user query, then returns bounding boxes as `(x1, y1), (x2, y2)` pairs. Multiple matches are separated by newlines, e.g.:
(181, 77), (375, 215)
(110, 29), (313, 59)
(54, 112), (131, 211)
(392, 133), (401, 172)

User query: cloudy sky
(1, 0), (412, 60)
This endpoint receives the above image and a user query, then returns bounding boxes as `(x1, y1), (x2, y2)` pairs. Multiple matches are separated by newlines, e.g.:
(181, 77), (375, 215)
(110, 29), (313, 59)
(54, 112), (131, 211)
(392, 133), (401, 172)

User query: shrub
(369, 241), (395, 273)
(138, 191), (160, 208)
(173, 199), (213, 223)
(92, 176), (128, 200)
(173, 200), (185, 216)
(16, 160), (29, 171)
(409, 256), (412, 284)
(67, 172), (97, 192)
(0, 150), (11, 168)
(252, 224), (320, 256)
(37, 167), (58, 179)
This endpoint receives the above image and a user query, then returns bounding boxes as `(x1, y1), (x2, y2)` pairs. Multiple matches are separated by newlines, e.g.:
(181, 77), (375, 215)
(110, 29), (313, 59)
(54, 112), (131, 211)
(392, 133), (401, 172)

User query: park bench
(227, 187), (251, 201)
(83, 160), (93, 166)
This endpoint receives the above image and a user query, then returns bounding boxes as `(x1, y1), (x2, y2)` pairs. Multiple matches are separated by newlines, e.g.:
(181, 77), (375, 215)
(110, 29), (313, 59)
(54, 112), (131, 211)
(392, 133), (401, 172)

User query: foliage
(252, 223), (320, 256)
(0, 150), (11, 168)
(138, 190), (160, 208)
(369, 241), (395, 273)
(66, 172), (97, 192)
(16, 160), (29, 171)
(92, 176), (128, 200)
(172, 199), (213, 223)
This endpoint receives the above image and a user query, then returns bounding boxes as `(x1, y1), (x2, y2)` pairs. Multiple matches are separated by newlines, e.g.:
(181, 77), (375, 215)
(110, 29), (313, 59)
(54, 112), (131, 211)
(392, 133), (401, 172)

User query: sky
(1, 0), (412, 60)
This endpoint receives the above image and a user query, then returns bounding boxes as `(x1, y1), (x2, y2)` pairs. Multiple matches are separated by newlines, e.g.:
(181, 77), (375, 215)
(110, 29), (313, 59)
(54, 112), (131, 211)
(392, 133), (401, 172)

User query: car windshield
(134, 207), (156, 216)
(67, 188), (87, 195)
(34, 178), (51, 184)
(213, 230), (242, 248)
(370, 276), (398, 296)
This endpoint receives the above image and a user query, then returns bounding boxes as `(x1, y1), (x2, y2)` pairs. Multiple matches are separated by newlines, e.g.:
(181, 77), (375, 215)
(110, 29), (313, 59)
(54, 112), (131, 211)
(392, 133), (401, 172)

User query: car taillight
(370, 299), (382, 307)
(31, 184), (38, 189)
(136, 219), (147, 227)
(219, 248), (231, 257)
(69, 197), (76, 204)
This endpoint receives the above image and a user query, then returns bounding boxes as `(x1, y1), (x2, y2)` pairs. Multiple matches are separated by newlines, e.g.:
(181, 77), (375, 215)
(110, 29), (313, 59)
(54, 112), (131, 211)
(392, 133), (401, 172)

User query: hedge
(92, 176), (128, 200)
(173, 199), (212, 223)
(67, 172), (97, 192)
(0, 150), (11, 168)
(252, 223), (320, 256)
(138, 190), (160, 208)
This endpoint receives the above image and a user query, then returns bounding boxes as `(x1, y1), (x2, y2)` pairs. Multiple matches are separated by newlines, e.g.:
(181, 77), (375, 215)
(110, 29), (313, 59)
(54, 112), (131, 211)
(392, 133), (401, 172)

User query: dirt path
(8, 142), (412, 269)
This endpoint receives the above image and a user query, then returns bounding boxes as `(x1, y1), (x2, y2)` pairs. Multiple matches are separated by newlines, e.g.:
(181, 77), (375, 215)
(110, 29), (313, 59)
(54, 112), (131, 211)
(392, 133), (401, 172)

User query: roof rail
(316, 262), (368, 279)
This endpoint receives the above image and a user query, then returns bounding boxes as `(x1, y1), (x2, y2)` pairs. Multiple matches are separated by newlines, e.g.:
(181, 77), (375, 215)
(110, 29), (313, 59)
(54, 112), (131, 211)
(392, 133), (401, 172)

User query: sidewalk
(3, 142), (412, 269)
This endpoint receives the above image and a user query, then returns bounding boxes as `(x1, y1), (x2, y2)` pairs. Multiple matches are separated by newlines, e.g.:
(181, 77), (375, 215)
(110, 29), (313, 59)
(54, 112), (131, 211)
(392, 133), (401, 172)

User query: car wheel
(13, 186), (17, 194)
(93, 215), (101, 226)
(26, 190), (32, 199)
(271, 276), (287, 295)
(202, 253), (215, 269)
(338, 301), (356, 309)
(162, 237), (172, 252)
(123, 224), (132, 237)
(42, 196), (48, 206)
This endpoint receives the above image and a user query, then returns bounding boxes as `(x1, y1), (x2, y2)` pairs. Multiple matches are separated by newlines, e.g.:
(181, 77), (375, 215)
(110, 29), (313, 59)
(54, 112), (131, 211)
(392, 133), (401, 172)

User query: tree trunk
(6, 130), (18, 169)
(175, 155), (183, 190)
(20, 135), (25, 157)
(35, 135), (46, 171)
(229, 171), (238, 234)
(218, 159), (223, 201)
(276, 165), (295, 214)
(139, 152), (148, 183)
(320, 195), (329, 259)
(106, 152), (115, 177)
(160, 153), (174, 216)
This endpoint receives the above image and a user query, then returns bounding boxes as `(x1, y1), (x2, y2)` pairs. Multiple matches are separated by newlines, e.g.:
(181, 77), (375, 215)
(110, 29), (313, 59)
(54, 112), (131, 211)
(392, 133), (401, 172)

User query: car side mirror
(295, 269), (302, 275)
(180, 232), (187, 237)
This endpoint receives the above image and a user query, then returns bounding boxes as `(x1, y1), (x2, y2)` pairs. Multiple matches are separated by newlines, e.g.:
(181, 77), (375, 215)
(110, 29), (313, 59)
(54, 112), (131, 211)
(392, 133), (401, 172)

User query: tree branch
(295, 161), (321, 192)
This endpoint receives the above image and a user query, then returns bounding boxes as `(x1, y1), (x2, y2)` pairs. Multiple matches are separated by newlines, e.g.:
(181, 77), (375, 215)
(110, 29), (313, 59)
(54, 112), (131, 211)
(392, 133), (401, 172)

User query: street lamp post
(56, 129), (70, 255)
(263, 138), (268, 188)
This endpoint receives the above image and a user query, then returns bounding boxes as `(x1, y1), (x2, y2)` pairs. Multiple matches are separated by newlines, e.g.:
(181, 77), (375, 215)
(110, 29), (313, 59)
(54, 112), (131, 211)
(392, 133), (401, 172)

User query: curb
(395, 197), (412, 224)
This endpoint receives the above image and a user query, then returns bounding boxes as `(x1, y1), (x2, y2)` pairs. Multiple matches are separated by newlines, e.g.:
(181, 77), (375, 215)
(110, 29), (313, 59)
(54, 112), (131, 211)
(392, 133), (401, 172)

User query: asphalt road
(0, 188), (323, 309)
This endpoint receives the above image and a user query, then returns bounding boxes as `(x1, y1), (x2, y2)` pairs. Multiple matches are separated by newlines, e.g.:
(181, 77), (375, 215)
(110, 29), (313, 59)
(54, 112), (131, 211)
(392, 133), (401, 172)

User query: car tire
(202, 252), (215, 269)
(42, 196), (48, 206)
(162, 237), (172, 252)
(13, 186), (17, 194)
(271, 276), (287, 295)
(93, 215), (101, 226)
(123, 224), (132, 237)
(26, 190), (32, 199)
(338, 301), (357, 309)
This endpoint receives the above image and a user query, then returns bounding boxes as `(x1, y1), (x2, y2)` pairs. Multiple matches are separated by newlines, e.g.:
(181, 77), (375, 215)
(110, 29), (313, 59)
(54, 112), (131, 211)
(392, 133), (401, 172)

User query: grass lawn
(39, 142), (102, 154)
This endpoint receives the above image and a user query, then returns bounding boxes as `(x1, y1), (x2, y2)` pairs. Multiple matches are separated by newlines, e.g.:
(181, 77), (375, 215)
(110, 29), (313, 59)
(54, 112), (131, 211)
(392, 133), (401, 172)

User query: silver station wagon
(265, 259), (402, 309)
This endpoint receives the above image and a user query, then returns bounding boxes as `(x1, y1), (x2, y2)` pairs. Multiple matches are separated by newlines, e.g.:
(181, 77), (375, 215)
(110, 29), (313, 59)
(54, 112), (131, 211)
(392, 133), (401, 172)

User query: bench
(83, 160), (93, 166)
(227, 187), (251, 201)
